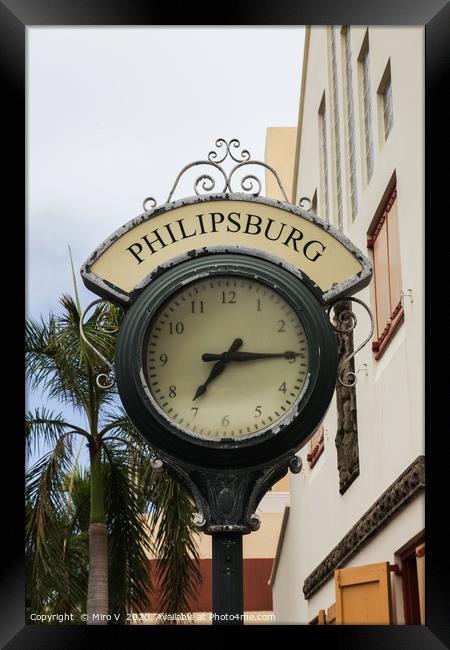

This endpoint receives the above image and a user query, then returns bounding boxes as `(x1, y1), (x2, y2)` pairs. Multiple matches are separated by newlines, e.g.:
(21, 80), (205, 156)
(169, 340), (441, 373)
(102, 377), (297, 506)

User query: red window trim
(307, 431), (325, 468)
(367, 188), (397, 249)
(372, 301), (404, 360)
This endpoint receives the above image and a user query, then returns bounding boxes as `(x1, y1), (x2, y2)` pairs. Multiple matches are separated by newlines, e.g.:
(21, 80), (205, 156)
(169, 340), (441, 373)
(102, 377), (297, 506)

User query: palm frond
(148, 472), (202, 620)
(25, 314), (90, 412)
(101, 441), (153, 621)
(25, 407), (89, 459)
(26, 433), (78, 616)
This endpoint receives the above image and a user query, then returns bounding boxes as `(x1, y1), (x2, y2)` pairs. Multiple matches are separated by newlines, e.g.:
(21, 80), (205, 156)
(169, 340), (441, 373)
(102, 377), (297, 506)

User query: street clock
(80, 138), (374, 624)
(115, 254), (338, 469)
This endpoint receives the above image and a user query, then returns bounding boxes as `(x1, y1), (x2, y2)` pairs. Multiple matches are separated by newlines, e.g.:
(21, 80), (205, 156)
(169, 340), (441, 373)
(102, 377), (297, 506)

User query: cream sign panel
(82, 196), (371, 304)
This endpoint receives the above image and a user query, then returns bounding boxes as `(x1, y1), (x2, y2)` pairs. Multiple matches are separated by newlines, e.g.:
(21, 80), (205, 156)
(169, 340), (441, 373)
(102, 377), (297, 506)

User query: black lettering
(283, 226), (304, 252)
(243, 214), (263, 235)
(196, 214), (207, 235)
(303, 240), (326, 261)
(176, 218), (197, 239)
(264, 218), (286, 241)
(126, 242), (145, 264)
(210, 212), (225, 232)
(141, 230), (167, 254)
(163, 222), (178, 244)
(227, 212), (241, 233)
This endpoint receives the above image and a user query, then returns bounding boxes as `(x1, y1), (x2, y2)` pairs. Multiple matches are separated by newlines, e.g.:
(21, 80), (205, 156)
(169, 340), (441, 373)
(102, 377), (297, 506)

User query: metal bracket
(327, 296), (374, 388)
(79, 299), (121, 389)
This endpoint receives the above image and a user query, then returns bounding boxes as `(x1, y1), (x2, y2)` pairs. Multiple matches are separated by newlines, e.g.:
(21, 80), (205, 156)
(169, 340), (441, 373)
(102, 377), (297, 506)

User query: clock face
(142, 275), (310, 442)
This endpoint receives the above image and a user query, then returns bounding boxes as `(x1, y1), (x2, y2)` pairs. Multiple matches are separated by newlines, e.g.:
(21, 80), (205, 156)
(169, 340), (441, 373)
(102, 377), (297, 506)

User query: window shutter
(387, 195), (402, 311)
(327, 602), (336, 624)
(309, 609), (326, 625)
(335, 562), (393, 624)
(373, 222), (391, 337)
(416, 544), (425, 624)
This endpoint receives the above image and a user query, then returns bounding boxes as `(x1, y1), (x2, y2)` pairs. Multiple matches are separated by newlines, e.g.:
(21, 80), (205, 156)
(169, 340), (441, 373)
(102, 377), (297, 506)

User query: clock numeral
(254, 405), (262, 417)
(169, 385), (177, 398)
(159, 353), (168, 366)
(191, 300), (204, 314)
(257, 298), (262, 311)
(278, 382), (287, 394)
(277, 319), (286, 332)
(191, 407), (199, 418)
(169, 321), (184, 335)
(222, 415), (230, 427)
(221, 290), (237, 304)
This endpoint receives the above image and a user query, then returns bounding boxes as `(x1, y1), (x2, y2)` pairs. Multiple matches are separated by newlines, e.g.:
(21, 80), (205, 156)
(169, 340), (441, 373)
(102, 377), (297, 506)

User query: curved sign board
(81, 194), (372, 305)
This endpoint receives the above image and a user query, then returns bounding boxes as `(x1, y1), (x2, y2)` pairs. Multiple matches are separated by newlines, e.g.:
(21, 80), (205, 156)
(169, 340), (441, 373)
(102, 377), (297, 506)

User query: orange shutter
(335, 562), (393, 624)
(327, 603), (336, 624)
(309, 609), (326, 625)
(373, 222), (391, 337)
(387, 196), (402, 312)
(416, 544), (425, 624)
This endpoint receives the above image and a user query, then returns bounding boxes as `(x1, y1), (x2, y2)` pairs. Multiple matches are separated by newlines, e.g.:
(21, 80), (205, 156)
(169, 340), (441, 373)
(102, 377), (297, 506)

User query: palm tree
(25, 291), (201, 624)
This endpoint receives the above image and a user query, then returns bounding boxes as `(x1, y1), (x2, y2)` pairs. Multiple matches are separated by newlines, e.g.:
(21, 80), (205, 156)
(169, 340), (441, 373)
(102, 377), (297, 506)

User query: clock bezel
(115, 253), (338, 469)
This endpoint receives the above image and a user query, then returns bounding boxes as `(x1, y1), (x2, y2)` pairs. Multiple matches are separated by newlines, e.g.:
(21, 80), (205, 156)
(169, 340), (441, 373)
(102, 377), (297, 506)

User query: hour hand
(193, 338), (243, 400)
(193, 359), (227, 401)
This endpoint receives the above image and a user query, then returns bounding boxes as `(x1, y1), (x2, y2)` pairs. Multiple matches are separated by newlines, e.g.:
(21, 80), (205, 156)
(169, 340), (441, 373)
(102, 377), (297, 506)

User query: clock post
(212, 532), (243, 624)
(80, 138), (374, 625)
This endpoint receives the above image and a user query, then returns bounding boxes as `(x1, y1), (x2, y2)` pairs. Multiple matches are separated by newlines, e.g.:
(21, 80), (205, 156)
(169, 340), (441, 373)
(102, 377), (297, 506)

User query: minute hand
(202, 351), (302, 362)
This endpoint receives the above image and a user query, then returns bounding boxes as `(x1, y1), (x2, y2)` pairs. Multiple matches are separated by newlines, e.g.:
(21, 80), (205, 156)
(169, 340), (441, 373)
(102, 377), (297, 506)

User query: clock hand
(201, 351), (303, 362)
(193, 338), (243, 401)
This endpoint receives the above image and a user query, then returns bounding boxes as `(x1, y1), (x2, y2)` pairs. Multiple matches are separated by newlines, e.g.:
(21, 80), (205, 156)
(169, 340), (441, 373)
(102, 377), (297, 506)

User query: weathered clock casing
(115, 253), (338, 470)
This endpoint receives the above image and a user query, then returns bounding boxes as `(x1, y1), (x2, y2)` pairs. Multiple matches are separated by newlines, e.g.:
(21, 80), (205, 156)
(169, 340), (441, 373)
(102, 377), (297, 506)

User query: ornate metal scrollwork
(208, 137), (250, 164)
(327, 297), (374, 388)
(142, 138), (291, 207)
(298, 196), (312, 210)
(79, 299), (121, 389)
(142, 196), (157, 212)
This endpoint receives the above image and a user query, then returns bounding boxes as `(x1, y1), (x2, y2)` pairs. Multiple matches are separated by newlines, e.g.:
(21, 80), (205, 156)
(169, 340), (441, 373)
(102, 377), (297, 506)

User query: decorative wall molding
(334, 300), (360, 494)
(303, 455), (425, 599)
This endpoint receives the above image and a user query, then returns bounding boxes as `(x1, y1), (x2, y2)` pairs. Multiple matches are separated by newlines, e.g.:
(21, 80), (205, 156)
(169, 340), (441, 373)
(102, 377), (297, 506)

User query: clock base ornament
(151, 451), (302, 535)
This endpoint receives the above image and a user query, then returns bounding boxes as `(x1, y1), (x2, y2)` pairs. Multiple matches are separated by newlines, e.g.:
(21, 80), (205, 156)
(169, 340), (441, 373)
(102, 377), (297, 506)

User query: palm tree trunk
(87, 449), (108, 624)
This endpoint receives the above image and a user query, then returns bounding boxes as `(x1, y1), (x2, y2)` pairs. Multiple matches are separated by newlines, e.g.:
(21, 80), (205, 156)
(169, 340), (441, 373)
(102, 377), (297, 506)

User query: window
(378, 61), (394, 140)
(359, 34), (374, 182)
(329, 27), (343, 231)
(400, 539), (425, 624)
(342, 26), (358, 221)
(367, 186), (404, 358)
(318, 95), (330, 221)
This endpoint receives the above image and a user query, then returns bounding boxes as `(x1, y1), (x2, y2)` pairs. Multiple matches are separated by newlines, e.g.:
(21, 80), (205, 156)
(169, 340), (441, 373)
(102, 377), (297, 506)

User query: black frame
(115, 253), (338, 468)
(12, 2), (449, 647)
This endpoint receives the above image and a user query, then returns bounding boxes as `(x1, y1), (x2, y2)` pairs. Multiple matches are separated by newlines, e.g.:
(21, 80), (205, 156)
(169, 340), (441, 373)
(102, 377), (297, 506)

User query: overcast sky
(26, 26), (305, 463)
(27, 27), (305, 317)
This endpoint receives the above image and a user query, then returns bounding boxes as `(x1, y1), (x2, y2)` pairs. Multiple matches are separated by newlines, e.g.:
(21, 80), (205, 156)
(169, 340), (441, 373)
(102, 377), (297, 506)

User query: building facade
(267, 26), (424, 624)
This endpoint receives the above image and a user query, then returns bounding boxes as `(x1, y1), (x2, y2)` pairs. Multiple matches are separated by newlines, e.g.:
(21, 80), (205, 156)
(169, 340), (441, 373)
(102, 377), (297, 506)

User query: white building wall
(272, 26), (424, 623)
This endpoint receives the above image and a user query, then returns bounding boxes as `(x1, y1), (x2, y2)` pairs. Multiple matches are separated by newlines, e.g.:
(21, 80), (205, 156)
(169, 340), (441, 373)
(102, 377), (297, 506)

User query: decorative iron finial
(143, 138), (290, 209)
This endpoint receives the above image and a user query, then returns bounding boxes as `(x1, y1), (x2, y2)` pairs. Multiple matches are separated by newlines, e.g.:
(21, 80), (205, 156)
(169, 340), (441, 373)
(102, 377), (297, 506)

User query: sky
(26, 26), (305, 465)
